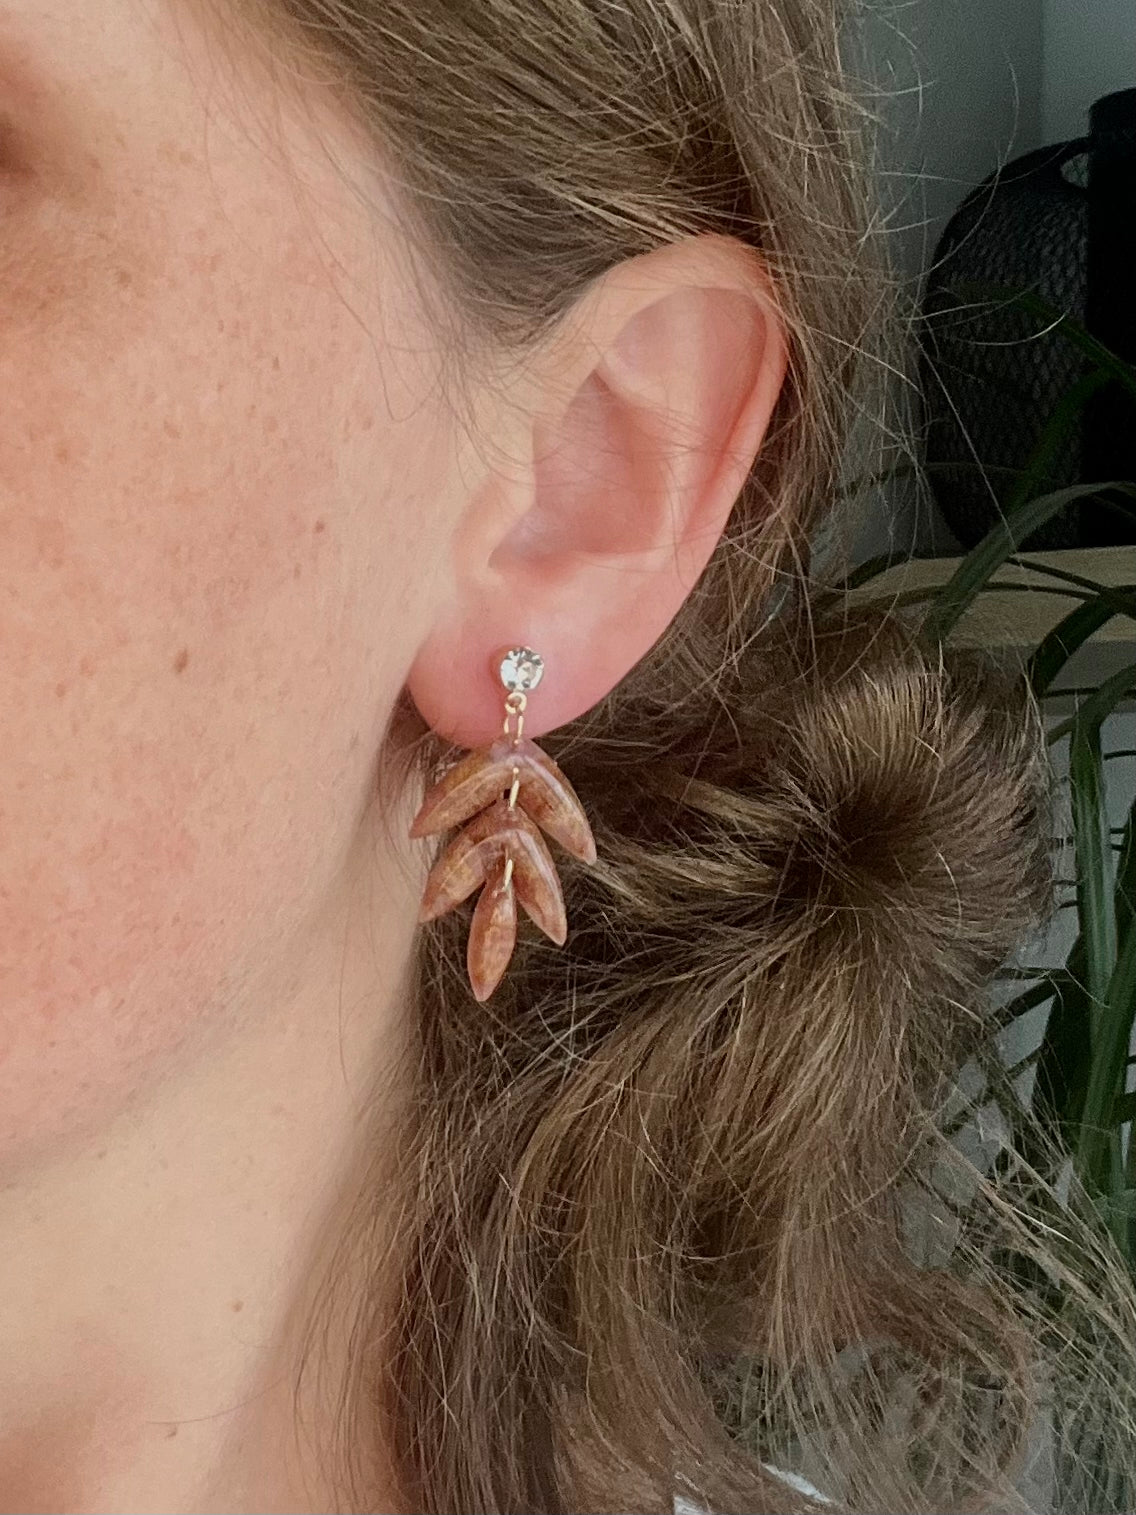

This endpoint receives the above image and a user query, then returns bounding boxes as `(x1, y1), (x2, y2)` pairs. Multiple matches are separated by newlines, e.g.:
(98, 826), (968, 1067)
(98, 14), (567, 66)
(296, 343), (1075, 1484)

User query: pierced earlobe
(409, 647), (596, 1001)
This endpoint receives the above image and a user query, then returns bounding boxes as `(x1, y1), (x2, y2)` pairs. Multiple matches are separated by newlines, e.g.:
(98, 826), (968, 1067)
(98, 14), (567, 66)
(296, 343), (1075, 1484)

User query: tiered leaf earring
(409, 647), (597, 1001)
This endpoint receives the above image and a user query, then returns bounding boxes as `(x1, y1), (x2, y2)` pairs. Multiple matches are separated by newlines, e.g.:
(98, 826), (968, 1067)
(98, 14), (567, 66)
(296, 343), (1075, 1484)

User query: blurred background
(857, 0), (1136, 556)
(840, 18), (1136, 1504)
(841, 18), (1136, 1505)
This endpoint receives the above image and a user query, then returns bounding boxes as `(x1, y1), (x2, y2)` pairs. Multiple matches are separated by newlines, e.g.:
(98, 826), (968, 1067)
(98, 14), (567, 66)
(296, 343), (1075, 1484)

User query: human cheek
(0, 164), (405, 1155)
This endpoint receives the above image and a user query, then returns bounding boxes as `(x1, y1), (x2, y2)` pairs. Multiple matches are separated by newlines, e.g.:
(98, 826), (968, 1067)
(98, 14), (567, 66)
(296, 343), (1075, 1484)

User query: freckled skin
(0, 1), (459, 1168)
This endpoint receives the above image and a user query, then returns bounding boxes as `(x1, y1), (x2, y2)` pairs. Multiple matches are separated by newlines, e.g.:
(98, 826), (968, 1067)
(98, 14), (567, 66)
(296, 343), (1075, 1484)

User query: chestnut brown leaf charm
(410, 734), (597, 1001)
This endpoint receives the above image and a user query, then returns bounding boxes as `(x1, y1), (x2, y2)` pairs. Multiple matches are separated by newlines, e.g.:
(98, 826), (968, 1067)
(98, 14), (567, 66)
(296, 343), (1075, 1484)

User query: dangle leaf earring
(409, 647), (597, 1001)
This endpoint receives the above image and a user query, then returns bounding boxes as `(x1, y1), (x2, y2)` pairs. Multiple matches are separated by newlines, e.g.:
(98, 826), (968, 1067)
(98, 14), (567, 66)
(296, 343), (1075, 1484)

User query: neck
(0, 852), (413, 1514)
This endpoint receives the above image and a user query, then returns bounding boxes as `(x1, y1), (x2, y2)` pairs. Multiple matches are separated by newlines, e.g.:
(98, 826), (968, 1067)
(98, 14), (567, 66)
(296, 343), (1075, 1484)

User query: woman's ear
(406, 232), (788, 747)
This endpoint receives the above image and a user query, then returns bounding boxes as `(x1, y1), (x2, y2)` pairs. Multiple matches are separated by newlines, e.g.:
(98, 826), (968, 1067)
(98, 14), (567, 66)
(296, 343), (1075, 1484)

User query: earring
(409, 647), (597, 1001)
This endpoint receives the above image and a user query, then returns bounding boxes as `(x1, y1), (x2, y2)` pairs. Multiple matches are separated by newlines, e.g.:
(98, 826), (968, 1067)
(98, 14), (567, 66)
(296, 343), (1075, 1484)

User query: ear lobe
(406, 237), (789, 752)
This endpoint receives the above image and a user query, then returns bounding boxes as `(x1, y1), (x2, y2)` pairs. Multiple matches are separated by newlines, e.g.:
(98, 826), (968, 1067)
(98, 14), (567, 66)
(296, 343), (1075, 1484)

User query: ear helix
(408, 647), (598, 1001)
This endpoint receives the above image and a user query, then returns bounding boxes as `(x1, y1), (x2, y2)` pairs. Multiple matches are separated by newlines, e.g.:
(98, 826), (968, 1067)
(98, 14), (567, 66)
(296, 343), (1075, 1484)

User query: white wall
(1042, 0), (1136, 143)
(859, 0), (1044, 288)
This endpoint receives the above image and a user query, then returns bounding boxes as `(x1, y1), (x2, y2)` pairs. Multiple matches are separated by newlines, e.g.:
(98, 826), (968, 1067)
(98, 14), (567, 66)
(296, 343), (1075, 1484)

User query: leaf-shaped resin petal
(506, 810), (567, 945)
(418, 806), (506, 922)
(409, 741), (520, 840)
(410, 736), (596, 865)
(419, 797), (568, 949)
(467, 864), (518, 1001)
(515, 741), (597, 865)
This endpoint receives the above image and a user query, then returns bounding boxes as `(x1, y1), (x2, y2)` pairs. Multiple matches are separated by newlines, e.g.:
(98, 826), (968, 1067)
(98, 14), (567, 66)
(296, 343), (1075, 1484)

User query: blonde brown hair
(211, 0), (1136, 1509)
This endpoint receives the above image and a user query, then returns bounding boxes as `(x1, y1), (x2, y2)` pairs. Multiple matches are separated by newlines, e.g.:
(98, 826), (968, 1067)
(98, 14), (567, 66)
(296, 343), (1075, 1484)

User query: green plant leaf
(1006, 556), (1136, 613)
(1047, 662), (1136, 744)
(1001, 370), (1114, 515)
(991, 974), (1062, 1030)
(1029, 598), (1120, 696)
(1119, 803), (1136, 1250)
(950, 283), (1136, 404)
(1034, 952), (1092, 1144)
(1117, 807), (1136, 946)
(923, 483), (1136, 643)
(834, 551), (911, 591)
(1070, 715), (1122, 1195)
(1073, 717), (1117, 1015)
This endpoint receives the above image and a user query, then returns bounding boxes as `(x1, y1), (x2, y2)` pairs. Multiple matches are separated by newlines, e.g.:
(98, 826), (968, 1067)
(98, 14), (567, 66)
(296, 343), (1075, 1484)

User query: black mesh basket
(920, 88), (1136, 550)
